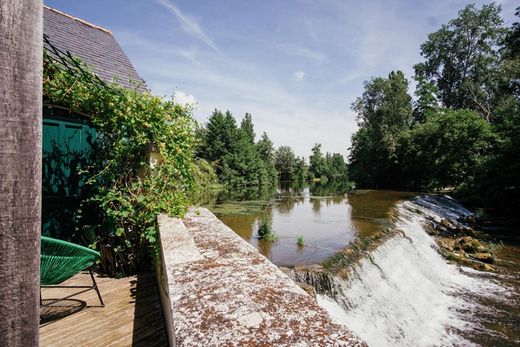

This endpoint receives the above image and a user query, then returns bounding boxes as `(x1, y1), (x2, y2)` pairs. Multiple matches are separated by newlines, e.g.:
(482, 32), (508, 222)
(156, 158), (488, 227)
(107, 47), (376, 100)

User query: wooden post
(0, 1), (43, 346)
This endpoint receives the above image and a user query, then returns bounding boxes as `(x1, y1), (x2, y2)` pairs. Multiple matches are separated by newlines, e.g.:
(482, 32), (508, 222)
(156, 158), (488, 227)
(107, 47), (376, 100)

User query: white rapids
(316, 196), (504, 347)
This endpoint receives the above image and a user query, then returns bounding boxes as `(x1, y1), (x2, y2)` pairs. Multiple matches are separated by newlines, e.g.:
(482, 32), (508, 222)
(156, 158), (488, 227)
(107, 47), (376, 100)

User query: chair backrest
(40, 236), (100, 285)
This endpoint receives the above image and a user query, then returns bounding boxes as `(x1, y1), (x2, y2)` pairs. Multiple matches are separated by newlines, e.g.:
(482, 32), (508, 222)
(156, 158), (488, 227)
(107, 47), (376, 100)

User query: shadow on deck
(39, 271), (168, 346)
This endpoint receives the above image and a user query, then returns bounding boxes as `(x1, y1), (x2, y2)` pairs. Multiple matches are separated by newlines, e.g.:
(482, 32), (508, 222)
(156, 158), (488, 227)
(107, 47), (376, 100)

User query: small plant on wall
(44, 48), (196, 276)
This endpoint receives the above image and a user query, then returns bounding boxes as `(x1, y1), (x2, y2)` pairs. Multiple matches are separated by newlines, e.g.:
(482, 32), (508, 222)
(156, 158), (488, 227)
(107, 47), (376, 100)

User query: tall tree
(203, 109), (238, 172)
(0, 1), (42, 345)
(414, 4), (506, 121)
(256, 132), (278, 185)
(349, 71), (412, 187)
(275, 146), (296, 181)
(240, 113), (255, 144)
(309, 143), (326, 179)
(412, 77), (439, 124)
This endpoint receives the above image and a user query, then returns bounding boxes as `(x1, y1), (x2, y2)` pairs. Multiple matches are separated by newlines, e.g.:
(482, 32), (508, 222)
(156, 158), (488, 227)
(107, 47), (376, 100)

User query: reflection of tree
(195, 184), (278, 206)
(347, 190), (413, 238)
(309, 180), (351, 197)
(257, 239), (276, 260)
(311, 197), (321, 214)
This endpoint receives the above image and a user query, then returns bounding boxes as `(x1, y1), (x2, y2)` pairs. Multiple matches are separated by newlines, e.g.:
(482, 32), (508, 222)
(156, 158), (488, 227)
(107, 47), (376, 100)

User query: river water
(204, 182), (520, 346)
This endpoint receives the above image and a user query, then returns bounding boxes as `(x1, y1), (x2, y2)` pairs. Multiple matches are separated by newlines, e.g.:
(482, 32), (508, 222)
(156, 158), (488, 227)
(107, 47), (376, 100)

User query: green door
(42, 116), (96, 239)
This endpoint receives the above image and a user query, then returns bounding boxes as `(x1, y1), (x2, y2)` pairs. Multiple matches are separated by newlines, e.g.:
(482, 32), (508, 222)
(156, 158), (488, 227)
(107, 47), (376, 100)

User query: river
(202, 182), (520, 346)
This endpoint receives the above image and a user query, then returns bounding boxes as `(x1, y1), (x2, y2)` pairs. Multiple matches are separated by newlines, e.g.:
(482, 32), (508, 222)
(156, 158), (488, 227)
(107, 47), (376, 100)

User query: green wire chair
(40, 236), (104, 307)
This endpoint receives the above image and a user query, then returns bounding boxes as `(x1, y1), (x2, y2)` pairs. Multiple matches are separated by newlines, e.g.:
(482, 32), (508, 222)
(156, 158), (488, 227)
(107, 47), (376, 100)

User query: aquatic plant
(296, 236), (305, 247)
(257, 219), (277, 241)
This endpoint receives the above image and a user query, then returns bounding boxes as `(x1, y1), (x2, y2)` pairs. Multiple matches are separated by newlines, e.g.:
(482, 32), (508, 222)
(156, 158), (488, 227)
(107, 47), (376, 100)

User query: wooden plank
(39, 271), (168, 346)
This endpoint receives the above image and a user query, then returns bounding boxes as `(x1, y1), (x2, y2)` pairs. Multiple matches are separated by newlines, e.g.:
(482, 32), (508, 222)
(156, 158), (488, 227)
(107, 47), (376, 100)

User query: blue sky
(44, 0), (518, 157)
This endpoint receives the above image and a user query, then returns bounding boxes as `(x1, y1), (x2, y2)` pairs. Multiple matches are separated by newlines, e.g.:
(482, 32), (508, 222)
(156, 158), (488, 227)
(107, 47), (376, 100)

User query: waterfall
(313, 196), (504, 347)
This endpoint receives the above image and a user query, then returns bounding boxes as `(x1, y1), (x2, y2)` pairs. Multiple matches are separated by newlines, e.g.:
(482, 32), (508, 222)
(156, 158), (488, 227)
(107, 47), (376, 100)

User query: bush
(257, 219), (277, 241)
(43, 51), (196, 276)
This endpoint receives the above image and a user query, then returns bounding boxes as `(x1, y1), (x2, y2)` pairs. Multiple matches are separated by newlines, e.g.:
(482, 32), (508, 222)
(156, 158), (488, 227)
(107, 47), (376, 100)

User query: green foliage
(256, 132), (279, 185)
(396, 109), (494, 189)
(413, 77), (439, 124)
(257, 219), (277, 241)
(309, 143), (327, 179)
(275, 146), (297, 181)
(349, 71), (413, 188)
(349, 4), (520, 221)
(296, 236), (305, 247)
(414, 3), (506, 121)
(43, 52), (196, 276)
(198, 110), (276, 187)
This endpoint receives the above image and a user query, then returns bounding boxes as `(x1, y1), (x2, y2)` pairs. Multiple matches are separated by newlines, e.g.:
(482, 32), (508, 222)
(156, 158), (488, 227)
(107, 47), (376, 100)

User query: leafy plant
(257, 219), (277, 241)
(296, 236), (305, 247)
(43, 50), (196, 276)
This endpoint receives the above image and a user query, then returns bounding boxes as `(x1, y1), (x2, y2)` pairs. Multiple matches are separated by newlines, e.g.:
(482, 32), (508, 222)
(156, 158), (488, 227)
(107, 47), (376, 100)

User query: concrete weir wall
(156, 208), (366, 347)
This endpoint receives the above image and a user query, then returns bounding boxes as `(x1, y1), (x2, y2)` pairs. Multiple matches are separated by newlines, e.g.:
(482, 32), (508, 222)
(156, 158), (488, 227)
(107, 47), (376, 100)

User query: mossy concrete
(157, 208), (366, 346)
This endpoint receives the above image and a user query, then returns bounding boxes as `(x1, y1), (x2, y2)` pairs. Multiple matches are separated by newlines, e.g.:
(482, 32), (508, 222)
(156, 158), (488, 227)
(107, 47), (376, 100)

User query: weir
(304, 197), (504, 347)
(156, 208), (366, 346)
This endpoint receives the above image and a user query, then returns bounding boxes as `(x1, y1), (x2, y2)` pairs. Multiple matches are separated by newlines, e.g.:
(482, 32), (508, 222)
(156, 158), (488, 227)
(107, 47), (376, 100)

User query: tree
(396, 109), (494, 189)
(308, 143), (326, 179)
(240, 113), (255, 144)
(327, 153), (349, 181)
(203, 109), (238, 169)
(199, 110), (272, 186)
(293, 156), (308, 181)
(256, 132), (278, 185)
(275, 146), (296, 181)
(0, 0), (42, 345)
(349, 71), (412, 187)
(502, 7), (520, 100)
(412, 77), (439, 124)
(414, 4), (506, 121)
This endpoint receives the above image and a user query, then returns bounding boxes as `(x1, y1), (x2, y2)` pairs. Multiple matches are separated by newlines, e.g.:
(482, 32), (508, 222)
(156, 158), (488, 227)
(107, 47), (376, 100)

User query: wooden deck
(39, 271), (168, 346)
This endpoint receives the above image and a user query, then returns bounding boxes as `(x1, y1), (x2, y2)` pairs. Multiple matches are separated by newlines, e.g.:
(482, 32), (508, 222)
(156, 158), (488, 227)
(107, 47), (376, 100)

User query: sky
(44, 0), (518, 157)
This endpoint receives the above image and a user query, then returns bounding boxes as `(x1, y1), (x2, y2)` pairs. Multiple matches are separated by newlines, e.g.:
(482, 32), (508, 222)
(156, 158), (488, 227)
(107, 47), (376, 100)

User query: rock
(473, 252), (494, 264)
(465, 215), (476, 224)
(437, 238), (455, 252)
(480, 263), (494, 271)
(296, 282), (316, 298)
(459, 226), (477, 237)
(425, 223), (438, 235)
(440, 218), (452, 229)
(476, 245), (490, 253)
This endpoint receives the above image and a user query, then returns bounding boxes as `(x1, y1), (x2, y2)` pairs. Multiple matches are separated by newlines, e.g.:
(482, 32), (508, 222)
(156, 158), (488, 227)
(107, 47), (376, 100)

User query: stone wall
(156, 208), (366, 346)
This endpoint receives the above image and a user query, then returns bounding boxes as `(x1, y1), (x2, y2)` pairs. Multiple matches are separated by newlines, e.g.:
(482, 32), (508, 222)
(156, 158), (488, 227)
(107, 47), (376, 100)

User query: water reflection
(206, 183), (412, 266)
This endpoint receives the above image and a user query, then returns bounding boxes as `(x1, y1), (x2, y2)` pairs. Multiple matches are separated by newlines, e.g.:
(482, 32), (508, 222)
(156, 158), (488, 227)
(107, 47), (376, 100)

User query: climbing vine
(43, 48), (196, 276)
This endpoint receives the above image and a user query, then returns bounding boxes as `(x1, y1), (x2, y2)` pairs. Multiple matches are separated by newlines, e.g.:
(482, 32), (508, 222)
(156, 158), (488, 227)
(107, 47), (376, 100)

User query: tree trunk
(0, 1), (43, 346)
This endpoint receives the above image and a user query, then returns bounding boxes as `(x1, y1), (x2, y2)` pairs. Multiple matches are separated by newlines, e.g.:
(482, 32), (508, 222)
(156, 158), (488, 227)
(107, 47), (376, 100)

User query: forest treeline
(349, 4), (520, 215)
(194, 110), (349, 186)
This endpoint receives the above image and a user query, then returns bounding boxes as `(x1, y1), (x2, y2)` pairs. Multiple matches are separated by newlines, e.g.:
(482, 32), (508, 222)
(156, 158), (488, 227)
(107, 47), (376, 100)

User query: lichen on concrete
(158, 208), (366, 346)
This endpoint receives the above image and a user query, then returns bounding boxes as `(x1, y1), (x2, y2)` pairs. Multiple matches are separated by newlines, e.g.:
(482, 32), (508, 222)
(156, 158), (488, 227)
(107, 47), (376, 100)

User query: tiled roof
(44, 6), (147, 92)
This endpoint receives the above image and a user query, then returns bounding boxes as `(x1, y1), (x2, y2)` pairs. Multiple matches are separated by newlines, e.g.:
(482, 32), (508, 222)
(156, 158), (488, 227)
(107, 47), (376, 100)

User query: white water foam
(316, 197), (504, 347)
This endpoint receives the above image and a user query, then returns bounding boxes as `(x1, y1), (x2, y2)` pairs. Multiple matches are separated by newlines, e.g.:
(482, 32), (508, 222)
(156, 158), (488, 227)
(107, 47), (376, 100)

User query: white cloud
(294, 70), (306, 82)
(173, 91), (197, 106)
(157, 0), (221, 54)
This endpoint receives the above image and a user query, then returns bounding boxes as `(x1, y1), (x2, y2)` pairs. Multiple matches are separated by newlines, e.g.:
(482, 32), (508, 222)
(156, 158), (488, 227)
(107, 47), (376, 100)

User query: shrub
(257, 219), (277, 241)
(43, 51), (196, 276)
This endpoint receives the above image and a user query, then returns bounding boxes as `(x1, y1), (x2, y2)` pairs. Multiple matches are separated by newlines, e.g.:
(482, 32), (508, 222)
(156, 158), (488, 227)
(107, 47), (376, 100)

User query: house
(42, 6), (146, 238)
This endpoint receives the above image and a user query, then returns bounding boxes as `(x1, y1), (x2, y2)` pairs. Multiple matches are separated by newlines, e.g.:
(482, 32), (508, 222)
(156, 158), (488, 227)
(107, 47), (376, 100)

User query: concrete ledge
(158, 208), (366, 346)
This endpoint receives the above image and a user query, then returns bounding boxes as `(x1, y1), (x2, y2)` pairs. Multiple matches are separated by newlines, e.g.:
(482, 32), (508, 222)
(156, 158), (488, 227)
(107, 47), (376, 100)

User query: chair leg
(89, 269), (105, 307)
